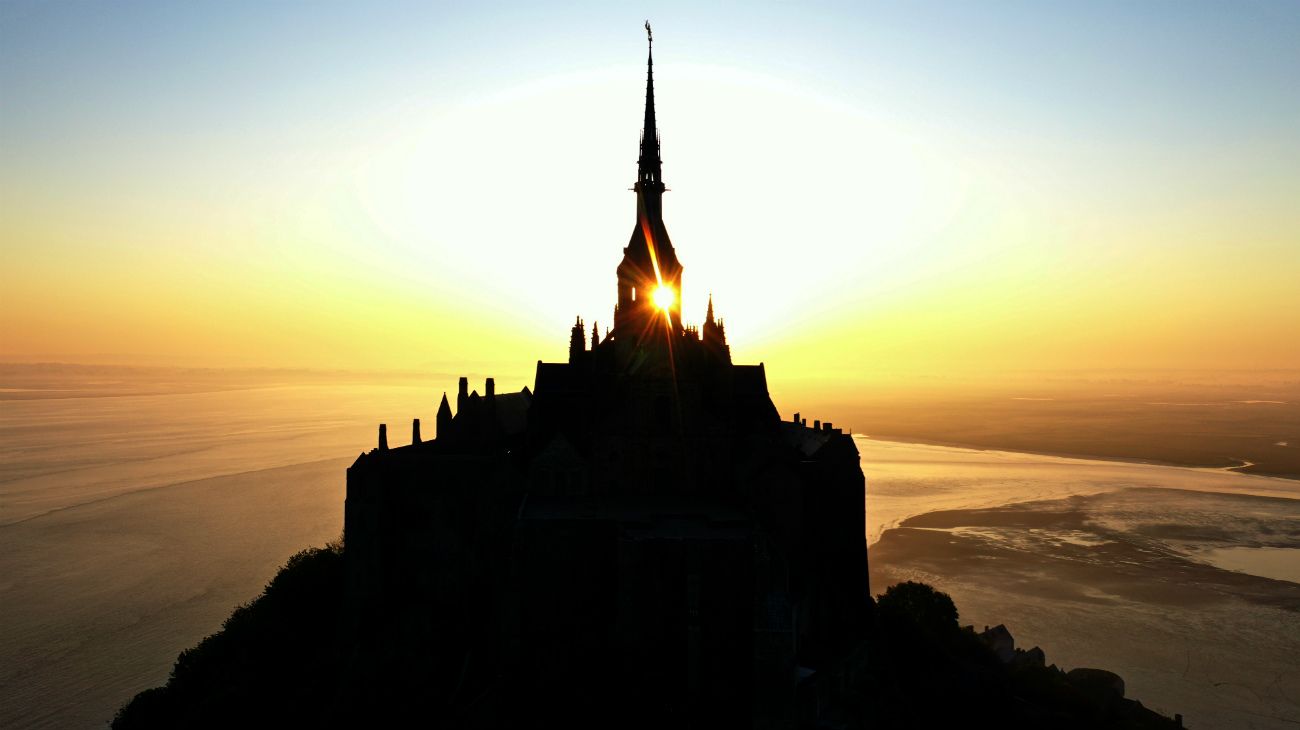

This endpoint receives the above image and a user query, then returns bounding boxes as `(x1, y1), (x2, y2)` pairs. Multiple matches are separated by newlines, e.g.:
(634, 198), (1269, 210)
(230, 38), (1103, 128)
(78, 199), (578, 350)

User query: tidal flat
(864, 438), (1300, 730)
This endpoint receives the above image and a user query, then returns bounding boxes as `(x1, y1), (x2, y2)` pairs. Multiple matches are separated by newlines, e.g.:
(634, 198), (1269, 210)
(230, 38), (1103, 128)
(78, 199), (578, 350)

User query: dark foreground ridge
(115, 27), (1182, 729)
(113, 549), (1181, 729)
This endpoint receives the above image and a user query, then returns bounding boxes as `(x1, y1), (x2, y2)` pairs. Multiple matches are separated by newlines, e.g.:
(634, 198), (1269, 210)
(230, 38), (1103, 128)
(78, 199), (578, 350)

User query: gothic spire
(638, 21), (662, 192)
(569, 317), (586, 362)
(706, 293), (715, 325)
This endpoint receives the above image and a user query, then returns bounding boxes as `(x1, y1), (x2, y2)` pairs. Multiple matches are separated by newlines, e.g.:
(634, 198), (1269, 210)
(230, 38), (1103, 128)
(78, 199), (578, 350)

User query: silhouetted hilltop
(114, 27), (1177, 730)
(112, 545), (346, 729)
(113, 548), (1182, 729)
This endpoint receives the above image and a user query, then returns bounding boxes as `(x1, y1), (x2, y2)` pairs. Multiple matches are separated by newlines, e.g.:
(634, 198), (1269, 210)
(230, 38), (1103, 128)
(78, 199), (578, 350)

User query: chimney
(484, 378), (497, 435)
(813, 420), (820, 431)
(793, 412), (800, 424)
(378, 423), (388, 451)
(457, 376), (469, 414)
(801, 418), (807, 427)
(824, 422), (832, 431)
(412, 418), (421, 444)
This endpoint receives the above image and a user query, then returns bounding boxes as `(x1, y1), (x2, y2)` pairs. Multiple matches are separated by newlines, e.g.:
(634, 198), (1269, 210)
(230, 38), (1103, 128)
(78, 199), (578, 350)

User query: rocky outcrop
(973, 621), (1183, 729)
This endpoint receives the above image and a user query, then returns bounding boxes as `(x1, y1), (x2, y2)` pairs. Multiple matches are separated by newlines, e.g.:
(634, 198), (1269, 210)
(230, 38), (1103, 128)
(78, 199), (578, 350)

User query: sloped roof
(493, 389), (532, 435)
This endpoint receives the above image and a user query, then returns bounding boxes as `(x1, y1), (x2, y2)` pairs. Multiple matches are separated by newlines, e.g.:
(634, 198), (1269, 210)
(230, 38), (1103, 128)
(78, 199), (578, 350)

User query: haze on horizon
(2, 1), (1298, 389)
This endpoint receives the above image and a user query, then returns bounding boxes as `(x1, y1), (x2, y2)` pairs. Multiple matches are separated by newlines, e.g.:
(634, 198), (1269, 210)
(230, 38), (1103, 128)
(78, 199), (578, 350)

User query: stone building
(344, 27), (867, 728)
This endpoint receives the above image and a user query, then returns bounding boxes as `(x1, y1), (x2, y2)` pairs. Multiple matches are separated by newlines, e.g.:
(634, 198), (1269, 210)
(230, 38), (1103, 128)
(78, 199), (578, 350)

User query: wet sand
(864, 445), (1300, 730)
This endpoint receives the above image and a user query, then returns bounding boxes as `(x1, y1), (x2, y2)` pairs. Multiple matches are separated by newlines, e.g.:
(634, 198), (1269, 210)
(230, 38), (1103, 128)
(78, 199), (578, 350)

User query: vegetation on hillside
(113, 551), (1181, 729)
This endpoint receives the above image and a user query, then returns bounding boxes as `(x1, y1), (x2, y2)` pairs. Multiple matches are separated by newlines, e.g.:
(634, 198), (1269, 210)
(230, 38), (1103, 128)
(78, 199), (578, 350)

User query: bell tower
(614, 22), (683, 344)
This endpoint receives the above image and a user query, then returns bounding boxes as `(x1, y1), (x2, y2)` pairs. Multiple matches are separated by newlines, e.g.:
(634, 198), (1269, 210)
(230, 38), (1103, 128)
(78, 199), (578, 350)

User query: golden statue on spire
(645, 20), (652, 43)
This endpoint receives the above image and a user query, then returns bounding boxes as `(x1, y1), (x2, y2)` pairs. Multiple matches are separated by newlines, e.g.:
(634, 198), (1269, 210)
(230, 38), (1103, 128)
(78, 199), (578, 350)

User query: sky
(2, 1), (1298, 393)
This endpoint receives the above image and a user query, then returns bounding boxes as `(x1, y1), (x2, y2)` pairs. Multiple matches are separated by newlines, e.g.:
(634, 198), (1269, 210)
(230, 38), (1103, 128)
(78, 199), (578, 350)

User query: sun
(652, 285), (675, 310)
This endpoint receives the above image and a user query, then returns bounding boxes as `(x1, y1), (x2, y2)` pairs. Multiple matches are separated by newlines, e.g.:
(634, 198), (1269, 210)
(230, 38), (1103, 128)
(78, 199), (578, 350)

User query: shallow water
(860, 436), (1300, 546)
(861, 436), (1300, 730)
(0, 386), (1297, 728)
(0, 382), (437, 730)
(1196, 546), (1300, 585)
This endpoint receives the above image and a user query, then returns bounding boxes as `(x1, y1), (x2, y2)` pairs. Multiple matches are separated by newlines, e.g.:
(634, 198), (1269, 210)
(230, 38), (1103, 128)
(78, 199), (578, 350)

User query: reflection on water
(1197, 546), (1300, 585)
(0, 383), (442, 525)
(859, 436), (1300, 546)
(861, 436), (1300, 730)
(0, 382), (438, 730)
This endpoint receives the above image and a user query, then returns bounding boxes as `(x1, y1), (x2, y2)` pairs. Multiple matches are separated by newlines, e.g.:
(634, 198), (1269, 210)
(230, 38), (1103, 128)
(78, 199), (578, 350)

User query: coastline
(861, 439), (1300, 729)
(4, 434), (1297, 728)
(857, 434), (1300, 483)
(0, 457), (350, 730)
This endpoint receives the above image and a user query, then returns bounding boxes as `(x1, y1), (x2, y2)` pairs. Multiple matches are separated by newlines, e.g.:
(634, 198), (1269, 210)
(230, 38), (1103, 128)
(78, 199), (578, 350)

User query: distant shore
(857, 434), (1300, 483)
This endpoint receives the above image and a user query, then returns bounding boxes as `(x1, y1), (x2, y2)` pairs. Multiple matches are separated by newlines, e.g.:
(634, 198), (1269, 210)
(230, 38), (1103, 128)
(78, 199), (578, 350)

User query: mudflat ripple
(862, 438), (1300, 730)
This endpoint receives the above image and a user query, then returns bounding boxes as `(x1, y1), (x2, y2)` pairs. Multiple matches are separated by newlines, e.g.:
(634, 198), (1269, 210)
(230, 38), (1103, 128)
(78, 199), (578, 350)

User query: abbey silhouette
(108, 28), (1188, 730)
(344, 27), (868, 727)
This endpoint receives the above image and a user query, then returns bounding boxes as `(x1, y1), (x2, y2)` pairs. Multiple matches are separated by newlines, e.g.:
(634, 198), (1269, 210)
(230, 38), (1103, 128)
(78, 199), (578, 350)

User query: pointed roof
(638, 21), (662, 190)
(437, 392), (452, 415)
(706, 293), (715, 325)
(617, 21), (682, 339)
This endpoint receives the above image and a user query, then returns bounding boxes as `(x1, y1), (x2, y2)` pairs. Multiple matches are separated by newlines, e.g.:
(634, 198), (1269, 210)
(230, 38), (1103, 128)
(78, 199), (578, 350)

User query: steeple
(702, 293), (730, 363)
(638, 21), (662, 195)
(614, 22), (683, 342)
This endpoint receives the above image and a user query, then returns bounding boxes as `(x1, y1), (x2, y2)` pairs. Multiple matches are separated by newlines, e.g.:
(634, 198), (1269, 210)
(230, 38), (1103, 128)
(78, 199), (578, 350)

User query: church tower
(702, 293), (731, 363)
(344, 26), (869, 726)
(614, 23), (684, 345)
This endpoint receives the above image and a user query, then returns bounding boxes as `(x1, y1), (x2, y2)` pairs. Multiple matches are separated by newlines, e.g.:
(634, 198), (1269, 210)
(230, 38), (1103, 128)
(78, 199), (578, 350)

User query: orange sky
(3, 5), (1298, 391)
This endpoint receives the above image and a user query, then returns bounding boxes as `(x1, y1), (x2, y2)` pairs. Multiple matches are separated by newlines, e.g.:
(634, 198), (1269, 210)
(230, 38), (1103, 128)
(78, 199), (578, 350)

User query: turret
(569, 317), (586, 362)
(702, 293), (731, 363)
(436, 392), (453, 440)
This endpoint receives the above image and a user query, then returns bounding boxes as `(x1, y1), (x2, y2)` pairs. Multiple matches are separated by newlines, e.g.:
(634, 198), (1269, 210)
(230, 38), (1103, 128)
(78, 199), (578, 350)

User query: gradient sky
(2, 1), (1298, 390)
